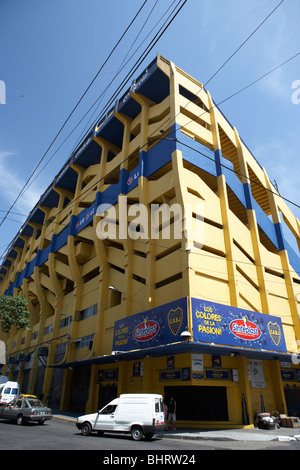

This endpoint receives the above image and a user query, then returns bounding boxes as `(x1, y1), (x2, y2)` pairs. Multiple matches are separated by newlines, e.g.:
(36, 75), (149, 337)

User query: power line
(1, 0), (187, 226)
(0, 0), (285, 228)
(0, 0), (149, 229)
(71, 0), (189, 156)
(0, 0), (189, 263)
(164, 0), (287, 134)
(69, 0), (178, 155)
(1, 47), (299, 265)
(203, 0), (285, 87)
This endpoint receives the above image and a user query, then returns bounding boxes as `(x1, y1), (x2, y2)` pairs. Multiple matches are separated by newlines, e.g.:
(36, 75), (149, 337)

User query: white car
(76, 393), (165, 440)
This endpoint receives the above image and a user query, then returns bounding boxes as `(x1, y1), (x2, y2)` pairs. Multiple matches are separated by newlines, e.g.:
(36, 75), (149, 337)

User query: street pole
(28, 312), (43, 394)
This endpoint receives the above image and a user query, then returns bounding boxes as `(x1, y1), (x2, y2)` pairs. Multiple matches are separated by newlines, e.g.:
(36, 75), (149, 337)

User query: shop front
(52, 297), (298, 427)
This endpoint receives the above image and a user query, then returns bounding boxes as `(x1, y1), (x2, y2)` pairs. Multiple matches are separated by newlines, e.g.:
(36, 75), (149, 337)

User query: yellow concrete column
(208, 92), (238, 308)
(234, 127), (270, 315)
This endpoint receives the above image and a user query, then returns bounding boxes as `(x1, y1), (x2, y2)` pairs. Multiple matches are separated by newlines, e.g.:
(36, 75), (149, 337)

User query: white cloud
(0, 150), (41, 216)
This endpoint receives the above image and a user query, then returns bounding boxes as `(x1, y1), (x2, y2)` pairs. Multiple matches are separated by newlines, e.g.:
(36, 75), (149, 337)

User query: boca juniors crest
(168, 307), (183, 336)
(113, 298), (188, 351)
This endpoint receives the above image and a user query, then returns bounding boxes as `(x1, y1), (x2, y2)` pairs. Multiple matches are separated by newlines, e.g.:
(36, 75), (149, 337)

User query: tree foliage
(0, 295), (31, 334)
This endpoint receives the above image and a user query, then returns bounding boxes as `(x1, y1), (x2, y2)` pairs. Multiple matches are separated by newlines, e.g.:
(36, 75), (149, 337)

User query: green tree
(0, 295), (31, 333)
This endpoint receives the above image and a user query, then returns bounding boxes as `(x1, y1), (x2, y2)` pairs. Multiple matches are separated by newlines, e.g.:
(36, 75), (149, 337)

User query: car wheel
(81, 422), (92, 436)
(16, 414), (23, 426)
(131, 426), (143, 441)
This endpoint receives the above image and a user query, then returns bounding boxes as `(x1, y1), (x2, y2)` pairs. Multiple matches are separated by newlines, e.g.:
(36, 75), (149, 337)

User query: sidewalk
(52, 410), (300, 442)
(163, 426), (300, 442)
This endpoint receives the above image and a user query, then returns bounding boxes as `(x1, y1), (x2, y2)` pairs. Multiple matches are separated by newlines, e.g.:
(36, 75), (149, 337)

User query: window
(55, 342), (67, 355)
(44, 325), (53, 335)
(75, 334), (94, 349)
(59, 316), (72, 329)
(79, 304), (97, 321)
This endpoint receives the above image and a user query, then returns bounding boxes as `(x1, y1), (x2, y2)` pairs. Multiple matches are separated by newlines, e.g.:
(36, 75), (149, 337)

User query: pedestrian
(168, 396), (176, 430)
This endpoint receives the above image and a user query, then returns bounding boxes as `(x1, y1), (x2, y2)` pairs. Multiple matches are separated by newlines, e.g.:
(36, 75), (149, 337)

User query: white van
(0, 381), (20, 405)
(76, 393), (165, 440)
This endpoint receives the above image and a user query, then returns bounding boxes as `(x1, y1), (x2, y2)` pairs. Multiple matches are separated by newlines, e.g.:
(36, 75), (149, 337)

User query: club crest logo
(168, 307), (183, 336)
(268, 321), (281, 346)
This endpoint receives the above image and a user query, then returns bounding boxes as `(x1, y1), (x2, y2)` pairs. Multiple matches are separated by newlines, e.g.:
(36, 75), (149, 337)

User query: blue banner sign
(74, 203), (96, 235)
(192, 298), (287, 353)
(113, 297), (188, 351)
(205, 369), (230, 380)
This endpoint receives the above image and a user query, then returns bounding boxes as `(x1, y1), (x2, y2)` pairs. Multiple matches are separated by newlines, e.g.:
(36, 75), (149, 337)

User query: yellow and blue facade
(1, 54), (300, 427)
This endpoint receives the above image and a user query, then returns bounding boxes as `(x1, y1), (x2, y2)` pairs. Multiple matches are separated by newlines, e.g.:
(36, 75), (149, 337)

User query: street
(1, 417), (300, 455)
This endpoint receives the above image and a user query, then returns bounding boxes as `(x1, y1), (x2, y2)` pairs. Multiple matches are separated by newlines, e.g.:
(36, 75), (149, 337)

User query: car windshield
(3, 387), (11, 394)
(27, 399), (46, 408)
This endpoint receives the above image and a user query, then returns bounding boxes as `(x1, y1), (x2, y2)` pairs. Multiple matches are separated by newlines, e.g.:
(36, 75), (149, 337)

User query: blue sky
(0, 0), (299, 259)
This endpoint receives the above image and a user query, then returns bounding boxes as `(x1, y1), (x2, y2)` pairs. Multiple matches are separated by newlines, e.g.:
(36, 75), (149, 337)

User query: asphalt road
(0, 417), (299, 455)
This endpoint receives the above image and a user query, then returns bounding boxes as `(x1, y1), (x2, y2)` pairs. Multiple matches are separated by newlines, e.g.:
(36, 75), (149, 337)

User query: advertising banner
(113, 297), (188, 351)
(192, 298), (287, 353)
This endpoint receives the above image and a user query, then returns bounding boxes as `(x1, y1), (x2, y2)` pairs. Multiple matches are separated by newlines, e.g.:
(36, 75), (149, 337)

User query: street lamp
(180, 327), (192, 343)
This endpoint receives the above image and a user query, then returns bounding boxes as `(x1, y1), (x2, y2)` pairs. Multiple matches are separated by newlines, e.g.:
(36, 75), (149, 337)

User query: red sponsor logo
(127, 175), (133, 185)
(229, 318), (261, 341)
(133, 319), (159, 342)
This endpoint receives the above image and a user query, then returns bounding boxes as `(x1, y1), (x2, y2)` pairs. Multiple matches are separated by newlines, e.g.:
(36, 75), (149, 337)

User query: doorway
(284, 385), (300, 417)
(164, 385), (229, 421)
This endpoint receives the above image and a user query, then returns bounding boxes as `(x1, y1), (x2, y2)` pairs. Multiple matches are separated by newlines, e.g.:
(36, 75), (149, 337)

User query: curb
(52, 416), (300, 442)
(160, 431), (300, 442)
(53, 414), (78, 423)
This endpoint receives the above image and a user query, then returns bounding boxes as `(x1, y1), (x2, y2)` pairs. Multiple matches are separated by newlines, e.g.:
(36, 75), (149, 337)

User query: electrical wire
(22, 0), (181, 195)
(0, 48), (299, 266)
(69, 0), (176, 154)
(203, 0), (286, 87)
(0, 0), (149, 229)
(0, 0), (283, 227)
(156, 0), (289, 140)
(0, 0), (189, 262)
(1, 0), (187, 225)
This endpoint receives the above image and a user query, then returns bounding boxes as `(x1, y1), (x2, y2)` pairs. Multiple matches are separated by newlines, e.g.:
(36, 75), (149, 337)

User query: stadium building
(1, 54), (300, 427)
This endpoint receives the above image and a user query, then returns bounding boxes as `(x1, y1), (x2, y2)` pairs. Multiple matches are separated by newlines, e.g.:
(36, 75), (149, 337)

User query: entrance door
(164, 385), (229, 421)
(69, 366), (91, 413)
(284, 385), (300, 417)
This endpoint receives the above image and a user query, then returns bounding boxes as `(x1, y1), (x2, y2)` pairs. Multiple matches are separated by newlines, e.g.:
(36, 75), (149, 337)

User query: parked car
(0, 396), (52, 425)
(76, 393), (165, 440)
